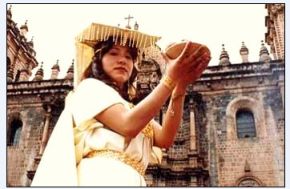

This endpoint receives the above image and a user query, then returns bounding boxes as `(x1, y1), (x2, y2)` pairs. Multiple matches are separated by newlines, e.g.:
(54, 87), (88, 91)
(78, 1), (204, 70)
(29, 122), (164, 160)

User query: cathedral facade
(7, 4), (284, 187)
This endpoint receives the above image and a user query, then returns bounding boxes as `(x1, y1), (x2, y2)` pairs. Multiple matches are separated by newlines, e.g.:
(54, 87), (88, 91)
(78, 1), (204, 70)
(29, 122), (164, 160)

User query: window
(236, 110), (256, 138)
(8, 119), (23, 146)
(226, 96), (265, 140)
(238, 178), (260, 186)
(7, 57), (11, 72)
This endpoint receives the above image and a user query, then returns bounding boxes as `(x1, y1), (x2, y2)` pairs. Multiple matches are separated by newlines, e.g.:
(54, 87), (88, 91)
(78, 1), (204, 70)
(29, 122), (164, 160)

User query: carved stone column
(279, 84), (284, 108)
(278, 75), (284, 108)
(190, 176), (198, 186)
(39, 105), (51, 155)
(189, 98), (196, 151)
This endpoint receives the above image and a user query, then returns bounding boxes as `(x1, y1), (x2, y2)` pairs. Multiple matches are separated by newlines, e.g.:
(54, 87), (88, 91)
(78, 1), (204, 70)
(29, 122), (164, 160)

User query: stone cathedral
(7, 4), (284, 187)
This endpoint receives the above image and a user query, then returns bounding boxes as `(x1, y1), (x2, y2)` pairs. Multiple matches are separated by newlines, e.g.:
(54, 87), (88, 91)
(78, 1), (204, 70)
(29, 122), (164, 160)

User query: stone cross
(124, 14), (134, 29)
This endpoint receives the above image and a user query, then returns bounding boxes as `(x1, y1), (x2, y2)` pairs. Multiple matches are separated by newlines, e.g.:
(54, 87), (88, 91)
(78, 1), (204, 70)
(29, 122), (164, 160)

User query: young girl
(31, 22), (210, 186)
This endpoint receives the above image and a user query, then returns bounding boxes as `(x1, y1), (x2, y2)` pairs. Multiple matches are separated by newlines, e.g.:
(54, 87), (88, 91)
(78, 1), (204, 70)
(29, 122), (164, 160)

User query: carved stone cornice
(7, 79), (73, 96)
(192, 61), (284, 92)
(269, 4), (285, 16)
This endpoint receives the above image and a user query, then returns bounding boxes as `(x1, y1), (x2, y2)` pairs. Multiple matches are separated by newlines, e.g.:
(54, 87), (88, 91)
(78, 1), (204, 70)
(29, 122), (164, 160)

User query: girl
(32, 22), (210, 186)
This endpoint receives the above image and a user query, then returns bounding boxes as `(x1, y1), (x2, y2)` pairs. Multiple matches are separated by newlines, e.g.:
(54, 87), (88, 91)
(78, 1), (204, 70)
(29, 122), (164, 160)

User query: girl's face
(102, 44), (134, 88)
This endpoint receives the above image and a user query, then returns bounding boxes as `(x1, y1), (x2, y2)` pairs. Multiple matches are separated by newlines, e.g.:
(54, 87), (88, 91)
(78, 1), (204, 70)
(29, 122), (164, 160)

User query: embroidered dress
(32, 78), (161, 186)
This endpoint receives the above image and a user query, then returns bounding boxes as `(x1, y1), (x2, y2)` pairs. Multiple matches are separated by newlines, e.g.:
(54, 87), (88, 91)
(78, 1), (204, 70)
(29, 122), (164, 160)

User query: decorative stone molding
(236, 175), (263, 186)
(234, 159), (264, 187)
(270, 4), (285, 16)
(265, 4), (285, 60)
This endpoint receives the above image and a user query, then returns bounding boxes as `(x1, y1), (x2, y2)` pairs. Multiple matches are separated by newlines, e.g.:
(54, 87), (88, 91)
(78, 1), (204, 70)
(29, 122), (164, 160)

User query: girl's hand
(173, 52), (211, 96)
(162, 41), (197, 81)
(162, 41), (211, 94)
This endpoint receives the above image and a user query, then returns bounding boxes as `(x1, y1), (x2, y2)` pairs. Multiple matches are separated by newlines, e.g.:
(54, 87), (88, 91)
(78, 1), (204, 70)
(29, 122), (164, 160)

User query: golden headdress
(74, 22), (161, 86)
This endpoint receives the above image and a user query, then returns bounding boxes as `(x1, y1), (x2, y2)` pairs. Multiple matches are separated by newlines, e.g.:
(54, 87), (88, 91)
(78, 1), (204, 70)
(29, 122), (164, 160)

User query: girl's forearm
(124, 80), (173, 136)
(158, 94), (185, 148)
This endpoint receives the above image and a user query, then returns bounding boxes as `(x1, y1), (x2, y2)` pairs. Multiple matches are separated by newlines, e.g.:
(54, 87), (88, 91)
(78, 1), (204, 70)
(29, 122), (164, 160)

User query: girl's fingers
(187, 55), (210, 75)
(176, 41), (193, 63)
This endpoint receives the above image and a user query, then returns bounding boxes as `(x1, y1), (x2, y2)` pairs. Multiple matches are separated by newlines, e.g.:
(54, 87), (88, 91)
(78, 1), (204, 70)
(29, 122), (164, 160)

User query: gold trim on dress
(86, 149), (146, 176)
(142, 122), (154, 138)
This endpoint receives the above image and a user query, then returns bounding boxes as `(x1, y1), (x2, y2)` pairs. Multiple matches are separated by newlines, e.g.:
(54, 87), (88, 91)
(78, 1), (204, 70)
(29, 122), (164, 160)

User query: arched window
(7, 56), (11, 71)
(238, 178), (260, 186)
(236, 109), (256, 138)
(8, 119), (23, 146)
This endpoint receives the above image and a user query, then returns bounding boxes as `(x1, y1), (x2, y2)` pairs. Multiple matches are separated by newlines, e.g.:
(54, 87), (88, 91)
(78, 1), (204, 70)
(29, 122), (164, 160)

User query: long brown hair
(81, 36), (139, 101)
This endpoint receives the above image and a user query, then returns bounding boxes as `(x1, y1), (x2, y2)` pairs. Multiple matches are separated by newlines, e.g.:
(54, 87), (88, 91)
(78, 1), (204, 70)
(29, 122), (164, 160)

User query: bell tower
(265, 4), (284, 60)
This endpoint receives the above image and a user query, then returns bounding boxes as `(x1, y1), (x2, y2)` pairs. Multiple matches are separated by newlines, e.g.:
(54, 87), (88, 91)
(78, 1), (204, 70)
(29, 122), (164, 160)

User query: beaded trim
(142, 122), (154, 138)
(86, 149), (145, 176)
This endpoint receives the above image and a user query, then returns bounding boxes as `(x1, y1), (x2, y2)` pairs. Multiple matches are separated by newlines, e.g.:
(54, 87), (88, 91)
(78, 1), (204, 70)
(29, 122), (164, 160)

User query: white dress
(31, 78), (161, 186)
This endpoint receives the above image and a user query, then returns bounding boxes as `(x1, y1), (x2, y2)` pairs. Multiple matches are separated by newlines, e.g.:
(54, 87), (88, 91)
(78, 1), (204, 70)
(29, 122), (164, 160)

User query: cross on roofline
(124, 14), (134, 29)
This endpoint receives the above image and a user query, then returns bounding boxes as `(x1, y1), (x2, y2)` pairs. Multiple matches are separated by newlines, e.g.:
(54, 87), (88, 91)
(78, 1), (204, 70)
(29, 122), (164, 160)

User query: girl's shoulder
(76, 78), (111, 92)
(74, 78), (120, 99)
(78, 78), (104, 87)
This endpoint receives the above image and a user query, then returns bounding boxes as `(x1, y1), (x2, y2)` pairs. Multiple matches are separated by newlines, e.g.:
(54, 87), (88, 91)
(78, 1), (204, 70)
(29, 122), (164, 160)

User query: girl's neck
(113, 81), (124, 91)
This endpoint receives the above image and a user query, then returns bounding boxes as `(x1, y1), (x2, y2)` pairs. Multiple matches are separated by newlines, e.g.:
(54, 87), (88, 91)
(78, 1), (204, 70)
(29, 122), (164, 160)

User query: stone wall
(7, 80), (73, 186)
(195, 62), (284, 186)
(7, 100), (45, 186)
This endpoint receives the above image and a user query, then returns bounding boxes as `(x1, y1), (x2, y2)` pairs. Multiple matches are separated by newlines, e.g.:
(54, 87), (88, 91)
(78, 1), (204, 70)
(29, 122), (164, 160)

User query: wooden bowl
(165, 41), (210, 59)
